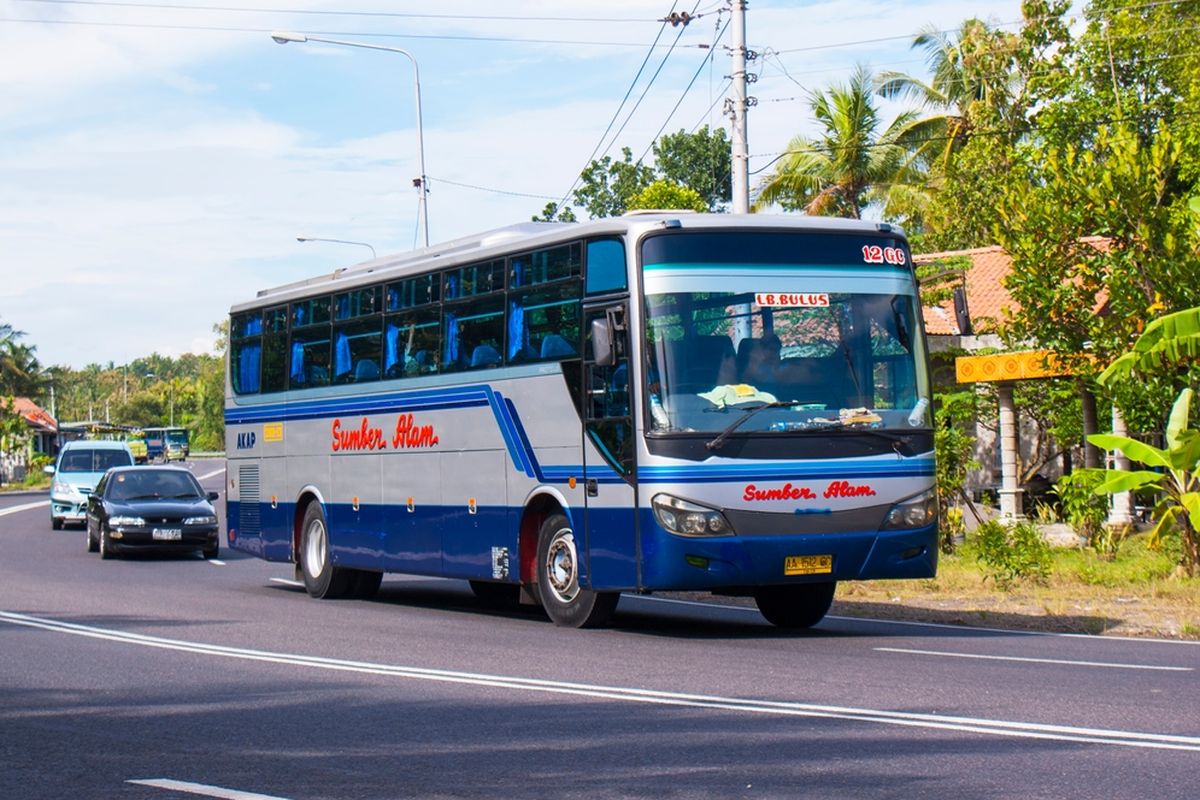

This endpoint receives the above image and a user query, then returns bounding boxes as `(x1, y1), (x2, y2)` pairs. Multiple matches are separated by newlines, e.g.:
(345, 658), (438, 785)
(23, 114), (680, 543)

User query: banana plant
(1089, 306), (1200, 576)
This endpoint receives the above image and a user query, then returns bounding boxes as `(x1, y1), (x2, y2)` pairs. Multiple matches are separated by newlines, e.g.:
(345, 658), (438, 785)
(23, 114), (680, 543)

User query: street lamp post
(296, 237), (377, 259)
(271, 31), (430, 248)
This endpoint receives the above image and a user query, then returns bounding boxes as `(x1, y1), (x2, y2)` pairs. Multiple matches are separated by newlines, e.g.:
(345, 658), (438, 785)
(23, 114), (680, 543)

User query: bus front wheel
(536, 513), (618, 628)
(300, 503), (353, 599)
(754, 582), (837, 628)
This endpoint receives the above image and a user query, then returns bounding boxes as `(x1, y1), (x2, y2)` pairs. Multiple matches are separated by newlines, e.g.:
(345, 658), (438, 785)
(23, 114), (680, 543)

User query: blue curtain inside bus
(384, 323), (400, 375)
(334, 332), (351, 379)
(238, 342), (261, 393)
(444, 313), (459, 367)
(507, 303), (525, 360)
(290, 341), (304, 385)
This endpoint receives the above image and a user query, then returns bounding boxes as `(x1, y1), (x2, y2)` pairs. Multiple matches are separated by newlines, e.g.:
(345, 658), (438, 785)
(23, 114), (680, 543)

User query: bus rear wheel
(536, 513), (618, 628)
(299, 503), (353, 599)
(754, 582), (837, 629)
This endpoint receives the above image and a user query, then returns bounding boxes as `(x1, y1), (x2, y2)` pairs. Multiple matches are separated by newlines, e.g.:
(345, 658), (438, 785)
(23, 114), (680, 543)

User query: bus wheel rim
(545, 528), (579, 604)
(305, 518), (326, 578)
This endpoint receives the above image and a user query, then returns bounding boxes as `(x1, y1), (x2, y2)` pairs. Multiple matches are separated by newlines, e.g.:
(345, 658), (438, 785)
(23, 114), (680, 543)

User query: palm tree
(753, 66), (917, 219)
(877, 20), (1022, 173)
(0, 320), (42, 398)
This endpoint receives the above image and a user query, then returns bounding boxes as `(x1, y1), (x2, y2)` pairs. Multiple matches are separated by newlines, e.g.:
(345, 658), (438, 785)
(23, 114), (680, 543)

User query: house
(1, 397), (57, 484)
(913, 240), (1122, 521)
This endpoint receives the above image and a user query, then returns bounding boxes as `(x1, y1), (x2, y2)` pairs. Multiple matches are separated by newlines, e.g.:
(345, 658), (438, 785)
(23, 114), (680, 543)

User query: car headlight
(881, 489), (938, 530)
(109, 515), (146, 527)
(51, 481), (76, 496)
(652, 493), (733, 536)
(184, 515), (217, 526)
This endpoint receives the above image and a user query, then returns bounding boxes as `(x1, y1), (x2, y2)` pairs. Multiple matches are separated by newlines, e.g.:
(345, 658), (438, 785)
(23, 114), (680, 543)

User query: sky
(0, 0), (1029, 369)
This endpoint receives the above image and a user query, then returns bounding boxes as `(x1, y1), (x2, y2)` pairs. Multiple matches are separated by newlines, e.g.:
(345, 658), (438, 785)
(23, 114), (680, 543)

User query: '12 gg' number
(862, 245), (906, 265)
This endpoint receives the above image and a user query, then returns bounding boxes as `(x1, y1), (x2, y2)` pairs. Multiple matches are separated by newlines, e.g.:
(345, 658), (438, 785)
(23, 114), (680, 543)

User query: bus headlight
(881, 489), (938, 530)
(652, 494), (734, 537)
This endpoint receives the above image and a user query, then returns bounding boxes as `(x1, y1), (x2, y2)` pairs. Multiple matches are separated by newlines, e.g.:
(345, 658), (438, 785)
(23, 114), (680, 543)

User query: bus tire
(299, 503), (353, 599)
(754, 581), (837, 629)
(536, 513), (618, 628)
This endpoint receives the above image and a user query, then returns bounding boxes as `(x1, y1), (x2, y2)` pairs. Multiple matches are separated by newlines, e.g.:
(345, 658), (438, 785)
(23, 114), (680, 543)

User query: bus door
(581, 302), (638, 589)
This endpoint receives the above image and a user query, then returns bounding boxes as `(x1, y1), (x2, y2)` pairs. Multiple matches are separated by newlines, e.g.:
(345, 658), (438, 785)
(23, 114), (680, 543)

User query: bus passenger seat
(353, 360), (380, 382)
(470, 345), (502, 368)
(540, 334), (576, 359)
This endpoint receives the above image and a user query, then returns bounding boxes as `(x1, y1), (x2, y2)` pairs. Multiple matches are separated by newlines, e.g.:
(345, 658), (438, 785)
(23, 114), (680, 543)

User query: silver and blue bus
(225, 213), (937, 628)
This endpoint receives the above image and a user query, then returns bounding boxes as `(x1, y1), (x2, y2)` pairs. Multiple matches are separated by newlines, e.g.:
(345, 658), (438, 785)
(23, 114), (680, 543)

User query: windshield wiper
(172, 493), (201, 499)
(124, 493), (162, 500)
(705, 401), (808, 451)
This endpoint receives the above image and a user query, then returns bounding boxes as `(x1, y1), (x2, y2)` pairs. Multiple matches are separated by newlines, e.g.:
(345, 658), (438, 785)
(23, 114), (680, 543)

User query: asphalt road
(2, 457), (1198, 799)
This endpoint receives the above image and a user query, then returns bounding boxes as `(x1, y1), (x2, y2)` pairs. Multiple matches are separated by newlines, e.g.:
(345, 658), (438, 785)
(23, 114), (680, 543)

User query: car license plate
(784, 554), (832, 575)
(152, 528), (182, 541)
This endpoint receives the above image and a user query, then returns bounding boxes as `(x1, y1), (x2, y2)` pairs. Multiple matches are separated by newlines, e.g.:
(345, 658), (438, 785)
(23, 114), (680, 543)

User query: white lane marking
(875, 647), (1193, 672)
(4, 610), (1200, 752)
(197, 468), (225, 481)
(127, 778), (290, 799)
(268, 577), (303, 588)
(207, 560), (226, 567)
(0, 499), (50, 517)
(635, 595), (1200, 647)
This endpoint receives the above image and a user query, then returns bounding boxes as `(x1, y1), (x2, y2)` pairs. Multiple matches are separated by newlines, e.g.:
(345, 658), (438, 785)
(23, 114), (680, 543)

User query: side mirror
(43, 464), (56, 476)
(87, 493), (99, 503)
(591, 317), (616, 367)
(207, 491), (220, 502)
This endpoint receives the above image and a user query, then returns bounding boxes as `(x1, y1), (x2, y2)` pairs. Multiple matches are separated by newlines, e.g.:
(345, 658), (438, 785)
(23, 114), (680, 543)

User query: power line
(551, 3), (681, 214)
(10, 0), (660, 23)
(430, 176), (558, 201)
(635, 13), (731, 165)
(0, 16), (716, 48)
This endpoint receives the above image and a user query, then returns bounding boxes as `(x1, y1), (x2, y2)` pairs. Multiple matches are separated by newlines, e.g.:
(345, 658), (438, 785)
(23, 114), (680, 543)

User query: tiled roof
(5, 397), (57, 432)
(915, 237), (1110, 336)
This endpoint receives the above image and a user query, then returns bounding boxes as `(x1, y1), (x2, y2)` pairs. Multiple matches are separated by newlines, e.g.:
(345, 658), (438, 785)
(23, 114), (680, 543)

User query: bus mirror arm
(591, 317), (616, 367)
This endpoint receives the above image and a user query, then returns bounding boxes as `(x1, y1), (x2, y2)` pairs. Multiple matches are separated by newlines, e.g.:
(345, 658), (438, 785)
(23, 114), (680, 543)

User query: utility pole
(728, 0), (755, 343)
(727, 0), (755, 215)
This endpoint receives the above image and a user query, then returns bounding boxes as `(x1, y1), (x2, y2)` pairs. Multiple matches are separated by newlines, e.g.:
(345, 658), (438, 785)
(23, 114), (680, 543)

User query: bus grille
(238, 464), (261, 536)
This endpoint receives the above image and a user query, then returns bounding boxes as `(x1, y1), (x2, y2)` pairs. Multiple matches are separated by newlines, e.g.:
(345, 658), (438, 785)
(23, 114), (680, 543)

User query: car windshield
(166, 430), (188, 445)
(60, 449), (133, 473)
(107, 470), (203, 501)
(641, 231), (930, 437)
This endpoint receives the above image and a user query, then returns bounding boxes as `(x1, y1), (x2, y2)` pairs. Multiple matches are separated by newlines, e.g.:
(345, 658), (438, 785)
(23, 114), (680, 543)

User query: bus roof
(232, 213), (905, 313)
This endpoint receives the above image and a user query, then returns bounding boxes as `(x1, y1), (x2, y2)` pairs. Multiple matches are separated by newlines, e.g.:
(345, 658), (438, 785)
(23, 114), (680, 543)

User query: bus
(144, 427), (189, 462)
(225, 214), (937, 628)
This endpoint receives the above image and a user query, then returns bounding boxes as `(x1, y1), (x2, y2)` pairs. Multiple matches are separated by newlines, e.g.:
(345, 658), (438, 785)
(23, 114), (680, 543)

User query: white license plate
(152, 528), (182, 541)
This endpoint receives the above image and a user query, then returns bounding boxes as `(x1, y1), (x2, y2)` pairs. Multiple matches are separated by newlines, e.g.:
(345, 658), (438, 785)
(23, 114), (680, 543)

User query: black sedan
(85, 466), (220, 559)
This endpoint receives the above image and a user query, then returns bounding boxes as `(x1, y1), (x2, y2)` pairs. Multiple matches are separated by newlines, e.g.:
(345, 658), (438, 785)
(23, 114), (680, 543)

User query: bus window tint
(333, 318), (383, 384)
(510, 243), (581, 289)
(507, 283), (581, 363)
(387, 274), (439, 311)
(385, 310), (441, 377)
(231, 339), (261, 394)
(292, 296), (330, 329)
(585, 238), (626, 294)
(230, 311), (262, 394)
(444, 296), (504, 371)
(444, 260), (504, 301)
(262, 333), (287, 393)
(290, 330), (331, 388)
(335, 286), (381, 320)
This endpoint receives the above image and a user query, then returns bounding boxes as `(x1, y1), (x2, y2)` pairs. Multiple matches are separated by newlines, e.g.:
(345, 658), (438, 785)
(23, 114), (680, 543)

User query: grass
(833, 531), (1200, 639)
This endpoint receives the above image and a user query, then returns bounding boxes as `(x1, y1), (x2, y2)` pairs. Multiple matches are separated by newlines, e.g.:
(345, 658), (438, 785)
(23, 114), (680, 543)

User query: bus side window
(585, 239), (626, 294)
(444, 296), (504, 372)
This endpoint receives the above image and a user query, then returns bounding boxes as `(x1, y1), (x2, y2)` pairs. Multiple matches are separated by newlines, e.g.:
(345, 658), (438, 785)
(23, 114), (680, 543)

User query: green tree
(653, 125), (732, 212)
(753, 66), (916, 219)
(572, 147), (655, 219)
(626, 180), (707, 213)
(531, 202), (578, 223)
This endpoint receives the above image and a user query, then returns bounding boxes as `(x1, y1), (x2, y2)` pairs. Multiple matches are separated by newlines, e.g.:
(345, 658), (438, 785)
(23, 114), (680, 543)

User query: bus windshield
(642, 233), (930, 436)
